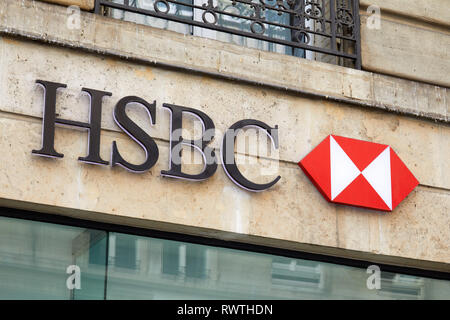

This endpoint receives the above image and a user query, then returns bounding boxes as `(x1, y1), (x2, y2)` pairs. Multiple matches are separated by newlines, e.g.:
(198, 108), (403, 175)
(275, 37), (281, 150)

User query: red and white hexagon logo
(298, 135), (419, 212)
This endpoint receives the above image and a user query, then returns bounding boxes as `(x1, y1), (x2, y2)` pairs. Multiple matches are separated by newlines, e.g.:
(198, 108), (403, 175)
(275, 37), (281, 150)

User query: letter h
(32, 80), (111, 165)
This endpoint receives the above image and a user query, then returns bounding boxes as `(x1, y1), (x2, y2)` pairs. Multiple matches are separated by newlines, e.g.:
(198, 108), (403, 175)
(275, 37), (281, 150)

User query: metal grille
(94, 0), (361, 69)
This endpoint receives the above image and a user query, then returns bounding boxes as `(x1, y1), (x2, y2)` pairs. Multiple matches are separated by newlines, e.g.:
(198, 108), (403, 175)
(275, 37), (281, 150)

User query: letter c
(221, 119), (281, 192)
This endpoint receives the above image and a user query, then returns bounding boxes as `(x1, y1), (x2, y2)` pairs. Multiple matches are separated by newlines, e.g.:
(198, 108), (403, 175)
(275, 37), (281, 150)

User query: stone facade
(0, 0), (448, 273)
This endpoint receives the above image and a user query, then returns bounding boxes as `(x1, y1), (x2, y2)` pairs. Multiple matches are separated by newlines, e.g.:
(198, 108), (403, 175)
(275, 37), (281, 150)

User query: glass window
(0, 216), (107, 300)
(0, 214), (449, 300)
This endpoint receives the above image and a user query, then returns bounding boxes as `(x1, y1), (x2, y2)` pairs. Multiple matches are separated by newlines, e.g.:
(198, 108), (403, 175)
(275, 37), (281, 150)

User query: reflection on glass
(0, 216), (107, 300)
(72, 230), (108, 300)
(378, 273), (426, 299)
(114, 234), (137, 269)
(0, 215), (449, 300)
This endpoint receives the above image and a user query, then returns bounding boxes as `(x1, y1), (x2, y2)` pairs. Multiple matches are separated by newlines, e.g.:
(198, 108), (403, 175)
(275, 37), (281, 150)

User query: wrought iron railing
(94, 0), (361, 69)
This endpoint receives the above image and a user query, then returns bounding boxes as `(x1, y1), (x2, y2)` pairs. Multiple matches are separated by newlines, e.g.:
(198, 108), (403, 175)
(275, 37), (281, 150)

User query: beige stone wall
(360, 0), (450, 28)
(0, 36), (449, 272)
(1, 0), (448, 122)
(360, 1), (450, 87)
(0, 0), (448, 272)
(38, 0), (94, 11)
(34, 0), (450, 87)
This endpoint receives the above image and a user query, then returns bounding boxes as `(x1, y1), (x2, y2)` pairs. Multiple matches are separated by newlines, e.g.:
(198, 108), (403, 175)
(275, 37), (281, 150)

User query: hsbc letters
(32, 80), (281, 192)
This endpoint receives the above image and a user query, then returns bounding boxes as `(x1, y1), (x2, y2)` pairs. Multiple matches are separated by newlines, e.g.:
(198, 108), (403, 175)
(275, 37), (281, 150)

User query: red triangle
(390, 149), (419, 210)
(299, 136), (331, 201)
(332, 135), (388, 171)
(333, 174), (391, 211)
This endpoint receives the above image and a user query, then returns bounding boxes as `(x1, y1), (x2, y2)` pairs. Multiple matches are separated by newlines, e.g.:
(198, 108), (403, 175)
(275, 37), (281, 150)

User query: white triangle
(362, 147), (392, 209)
(330, 136), (361, 200)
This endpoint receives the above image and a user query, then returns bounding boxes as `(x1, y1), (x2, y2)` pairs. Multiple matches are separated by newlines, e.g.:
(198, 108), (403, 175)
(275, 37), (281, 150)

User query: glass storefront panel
(0, 216), (107, 299)
(0, 214), (448, 300)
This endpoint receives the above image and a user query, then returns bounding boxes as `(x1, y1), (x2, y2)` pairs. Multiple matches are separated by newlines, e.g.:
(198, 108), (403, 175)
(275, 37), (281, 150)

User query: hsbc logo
(299, 135), (419, 212)
(31, 80), (419, 211)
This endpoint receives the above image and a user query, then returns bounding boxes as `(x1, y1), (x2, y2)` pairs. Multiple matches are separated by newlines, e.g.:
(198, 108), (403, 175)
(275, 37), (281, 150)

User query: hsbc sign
(299, 135), (419, 212)
(32, 80), (418, 211)
(32, 80), (281, 193)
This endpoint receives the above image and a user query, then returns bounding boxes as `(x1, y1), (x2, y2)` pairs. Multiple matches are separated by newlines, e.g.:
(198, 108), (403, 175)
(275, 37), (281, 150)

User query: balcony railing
(94, 0), (361, 69)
